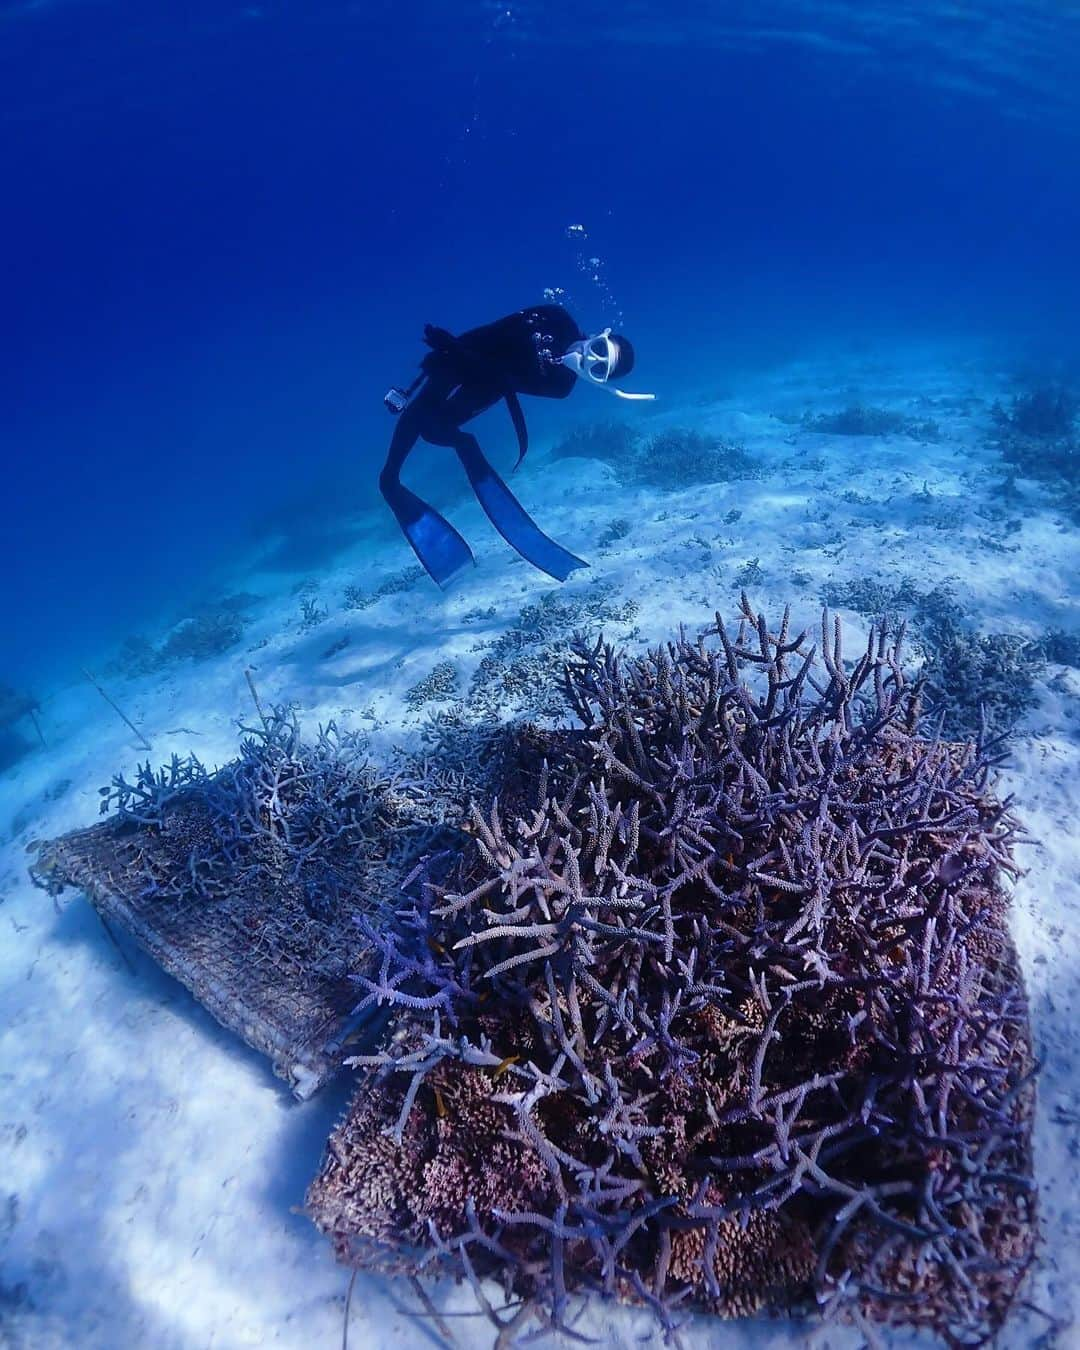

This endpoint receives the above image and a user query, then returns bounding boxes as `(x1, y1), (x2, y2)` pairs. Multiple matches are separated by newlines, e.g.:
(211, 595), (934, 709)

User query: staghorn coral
(465, 584), (639, 722)
(919, 625), (1043, 741)
(97, 706), (404, 919)
(627, 427), (759, 490)
(108, 606), (248, 678)
(733, 556), (764, 589)
(990, 385), (1079, 518)
(402, 713), (572, 851)
(404, 660), (460, 711)
(597, 516), (632, 553)
(308, 599), (1036, 1345)
(1036, 628), (1080, 668)
(820, 579), (1044, 740)
(822, 575), (924, 617)
(33, 706), (556, 1094)
(342, 565), (425, 613)
(298, 597), (329, 632)
(33, 707), (421, 1094)
(992, 386), (1077, 442)
(159, 610), (247, 663)
(802, 406), (941, 440)
(549, 419), (640, 465)
(912, 591), (1044, 740)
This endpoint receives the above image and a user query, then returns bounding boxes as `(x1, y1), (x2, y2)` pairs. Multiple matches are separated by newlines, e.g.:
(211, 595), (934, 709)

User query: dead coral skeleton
(308, 598), (1037, 1346)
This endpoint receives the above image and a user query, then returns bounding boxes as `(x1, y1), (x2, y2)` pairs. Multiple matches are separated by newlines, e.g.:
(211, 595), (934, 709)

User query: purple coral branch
(322, 604), (1036, 1346)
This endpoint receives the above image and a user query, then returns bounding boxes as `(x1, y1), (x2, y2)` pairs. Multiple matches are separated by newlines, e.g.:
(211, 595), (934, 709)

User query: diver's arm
(423, 323), (510, 387)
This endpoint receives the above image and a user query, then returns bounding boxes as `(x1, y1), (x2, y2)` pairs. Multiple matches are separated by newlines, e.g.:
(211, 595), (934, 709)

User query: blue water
(2, 0), (1078, 688)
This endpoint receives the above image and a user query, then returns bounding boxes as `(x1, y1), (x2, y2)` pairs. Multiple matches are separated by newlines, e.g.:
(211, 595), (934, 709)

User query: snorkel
(560, 328), (656, 401)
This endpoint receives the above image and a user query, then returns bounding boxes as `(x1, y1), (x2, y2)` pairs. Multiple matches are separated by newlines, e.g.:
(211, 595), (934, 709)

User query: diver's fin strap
(505, 391), (528, 470)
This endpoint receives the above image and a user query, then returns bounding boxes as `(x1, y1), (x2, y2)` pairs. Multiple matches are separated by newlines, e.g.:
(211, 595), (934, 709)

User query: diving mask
(560, 329), (655, 401)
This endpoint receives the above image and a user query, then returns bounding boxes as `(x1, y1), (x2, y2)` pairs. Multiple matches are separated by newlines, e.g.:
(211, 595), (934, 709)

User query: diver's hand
(422, 324), (457, 352)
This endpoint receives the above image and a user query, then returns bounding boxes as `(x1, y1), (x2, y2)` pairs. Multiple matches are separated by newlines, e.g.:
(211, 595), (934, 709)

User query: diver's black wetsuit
(379, 304), (588, 587)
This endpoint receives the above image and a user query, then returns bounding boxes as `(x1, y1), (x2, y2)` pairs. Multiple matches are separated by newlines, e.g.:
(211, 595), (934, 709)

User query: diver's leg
(448, 431), (588, 582)
(379, 395), (474, 588)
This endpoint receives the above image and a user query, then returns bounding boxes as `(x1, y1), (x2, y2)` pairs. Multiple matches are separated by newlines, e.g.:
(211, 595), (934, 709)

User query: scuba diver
(379, 303), (654, 587)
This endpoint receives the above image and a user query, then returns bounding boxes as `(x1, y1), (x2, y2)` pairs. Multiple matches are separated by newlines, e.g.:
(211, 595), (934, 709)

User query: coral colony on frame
(308, 601), (1037, 1345)
(34, 599), (1037, 1345)
(32, 709), (406, 1097)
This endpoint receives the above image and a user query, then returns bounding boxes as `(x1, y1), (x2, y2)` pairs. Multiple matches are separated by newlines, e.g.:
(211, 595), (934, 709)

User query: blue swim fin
(455, 440), (588, 583)
(385, 482), (474, 588)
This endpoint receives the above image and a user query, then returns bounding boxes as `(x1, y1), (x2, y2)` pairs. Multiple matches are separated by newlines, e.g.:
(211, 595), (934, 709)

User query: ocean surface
(1, 3), (1079, 1348)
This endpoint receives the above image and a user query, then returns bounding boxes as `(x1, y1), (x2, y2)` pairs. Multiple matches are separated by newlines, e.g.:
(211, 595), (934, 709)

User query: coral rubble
(404, 660), (459, 711)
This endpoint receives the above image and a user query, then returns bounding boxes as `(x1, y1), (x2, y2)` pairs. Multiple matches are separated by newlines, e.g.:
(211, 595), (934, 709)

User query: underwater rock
(307, 599), (1037, 1344)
